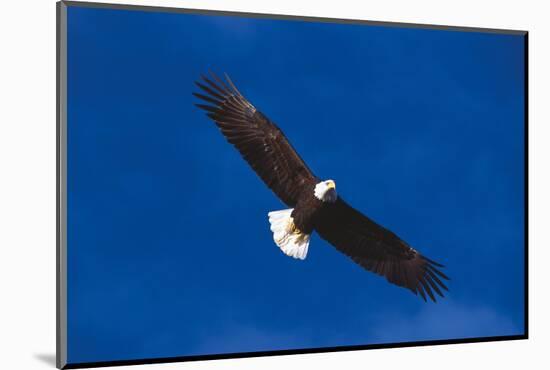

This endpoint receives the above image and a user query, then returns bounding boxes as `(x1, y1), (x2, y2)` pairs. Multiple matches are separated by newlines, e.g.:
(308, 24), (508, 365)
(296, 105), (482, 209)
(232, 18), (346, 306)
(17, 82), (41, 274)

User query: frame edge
(62, 0), (527, 35)
(56, 1), (68, 369)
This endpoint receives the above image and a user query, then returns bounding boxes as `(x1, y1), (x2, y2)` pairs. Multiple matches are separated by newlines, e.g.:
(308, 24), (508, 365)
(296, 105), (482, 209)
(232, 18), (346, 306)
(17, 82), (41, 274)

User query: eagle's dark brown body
(193, 72), (450, 302)
(292, 184), (325, 234)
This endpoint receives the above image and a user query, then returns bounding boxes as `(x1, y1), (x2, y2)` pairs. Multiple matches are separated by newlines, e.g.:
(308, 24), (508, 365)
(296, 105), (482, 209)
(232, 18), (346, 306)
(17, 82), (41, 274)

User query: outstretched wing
(315, 198), (449, 302)
(193, 72), (316, 207)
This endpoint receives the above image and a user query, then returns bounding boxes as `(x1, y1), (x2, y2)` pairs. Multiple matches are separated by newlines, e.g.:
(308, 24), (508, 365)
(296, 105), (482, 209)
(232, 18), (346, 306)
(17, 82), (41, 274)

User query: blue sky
(66, 5), (526, 364)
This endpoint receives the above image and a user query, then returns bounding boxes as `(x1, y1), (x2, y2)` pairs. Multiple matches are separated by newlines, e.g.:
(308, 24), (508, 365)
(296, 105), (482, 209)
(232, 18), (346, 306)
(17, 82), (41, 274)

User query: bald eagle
(193, 72), (449, 302)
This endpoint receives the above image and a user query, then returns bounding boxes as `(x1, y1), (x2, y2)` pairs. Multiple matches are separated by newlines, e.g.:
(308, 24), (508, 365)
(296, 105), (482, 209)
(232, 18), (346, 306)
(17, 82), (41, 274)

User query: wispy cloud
(192, 323), (315, 355)
(366, 299), (522, 344)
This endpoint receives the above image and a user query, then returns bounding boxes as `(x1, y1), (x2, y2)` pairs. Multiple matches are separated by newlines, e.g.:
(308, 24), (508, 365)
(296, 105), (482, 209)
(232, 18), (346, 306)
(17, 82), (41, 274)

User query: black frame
(56, 1), (529, 368)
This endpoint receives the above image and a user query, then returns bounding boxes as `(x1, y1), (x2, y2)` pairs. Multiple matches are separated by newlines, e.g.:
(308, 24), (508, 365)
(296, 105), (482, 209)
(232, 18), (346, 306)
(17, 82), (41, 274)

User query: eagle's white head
(314, 179), (337, 203)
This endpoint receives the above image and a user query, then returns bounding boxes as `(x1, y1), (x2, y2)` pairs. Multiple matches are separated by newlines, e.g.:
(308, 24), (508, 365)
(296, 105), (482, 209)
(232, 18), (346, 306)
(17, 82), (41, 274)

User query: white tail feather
(268, 209), (310, 260)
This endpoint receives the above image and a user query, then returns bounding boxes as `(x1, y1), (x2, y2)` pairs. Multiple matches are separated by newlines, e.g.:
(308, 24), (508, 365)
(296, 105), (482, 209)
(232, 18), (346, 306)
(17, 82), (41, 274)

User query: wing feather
(316, 198), (449, 302)
(194, 72), (316, 206)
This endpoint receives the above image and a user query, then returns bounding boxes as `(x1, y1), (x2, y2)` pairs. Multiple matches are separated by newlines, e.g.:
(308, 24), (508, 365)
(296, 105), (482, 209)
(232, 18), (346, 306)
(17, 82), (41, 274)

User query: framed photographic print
(57, 1), (528, 368)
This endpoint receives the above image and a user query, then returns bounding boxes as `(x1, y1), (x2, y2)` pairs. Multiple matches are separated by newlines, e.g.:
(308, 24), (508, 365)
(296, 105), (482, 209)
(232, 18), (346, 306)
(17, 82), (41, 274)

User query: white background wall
(0, 0), (547, 369)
